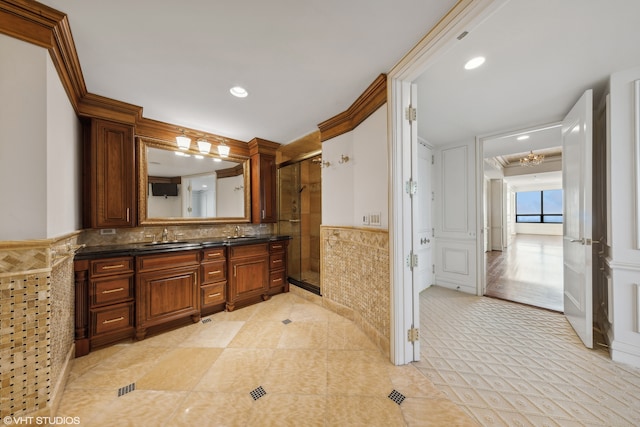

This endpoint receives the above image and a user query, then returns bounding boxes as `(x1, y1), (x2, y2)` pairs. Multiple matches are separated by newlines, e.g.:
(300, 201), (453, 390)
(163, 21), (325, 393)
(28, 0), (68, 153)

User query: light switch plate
(362, 214), (370, 225)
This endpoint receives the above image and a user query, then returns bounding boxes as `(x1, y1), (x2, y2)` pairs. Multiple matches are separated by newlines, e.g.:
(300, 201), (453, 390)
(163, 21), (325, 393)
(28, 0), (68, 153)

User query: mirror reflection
(144, 144), (248, 221)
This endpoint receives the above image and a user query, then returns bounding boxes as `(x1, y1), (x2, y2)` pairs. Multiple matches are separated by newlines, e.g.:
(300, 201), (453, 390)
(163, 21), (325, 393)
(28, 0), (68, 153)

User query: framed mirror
(137, 137), (251, 225)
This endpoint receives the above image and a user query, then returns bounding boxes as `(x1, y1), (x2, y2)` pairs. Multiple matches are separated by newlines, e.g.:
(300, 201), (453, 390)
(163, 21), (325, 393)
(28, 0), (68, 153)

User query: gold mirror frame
(137, 136), (251, 225)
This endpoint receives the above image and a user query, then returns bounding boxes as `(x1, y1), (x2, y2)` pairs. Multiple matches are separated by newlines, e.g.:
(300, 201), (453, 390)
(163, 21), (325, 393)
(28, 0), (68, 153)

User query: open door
(562, 89), (593, 348)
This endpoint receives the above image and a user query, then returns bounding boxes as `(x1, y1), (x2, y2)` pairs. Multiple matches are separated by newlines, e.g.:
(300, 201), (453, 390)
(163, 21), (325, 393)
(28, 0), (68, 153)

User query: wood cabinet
(74, 256), (135, 357)
(201, 246), (227, 315)
(226, 243), (269, 311)
(249, 138), (280, 223)
(83, 118), (136, 228)
(268, 240), (289, 295)
(136, 250), (200, 340)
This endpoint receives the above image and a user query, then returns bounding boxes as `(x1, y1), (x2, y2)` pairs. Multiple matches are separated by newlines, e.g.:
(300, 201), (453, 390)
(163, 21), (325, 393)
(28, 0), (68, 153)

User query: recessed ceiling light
(517, 135), (530, 141)
(464, 56), (485, 70)
(230, 86), (248, 98)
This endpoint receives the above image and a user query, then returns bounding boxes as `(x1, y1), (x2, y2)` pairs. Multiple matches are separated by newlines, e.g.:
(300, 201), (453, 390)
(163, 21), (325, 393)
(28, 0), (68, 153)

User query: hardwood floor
(485, 234), (564, 312)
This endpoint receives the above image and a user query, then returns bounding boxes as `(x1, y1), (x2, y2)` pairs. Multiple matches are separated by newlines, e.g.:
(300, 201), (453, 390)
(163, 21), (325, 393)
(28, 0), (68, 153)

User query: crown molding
(318, 73), (387, 142)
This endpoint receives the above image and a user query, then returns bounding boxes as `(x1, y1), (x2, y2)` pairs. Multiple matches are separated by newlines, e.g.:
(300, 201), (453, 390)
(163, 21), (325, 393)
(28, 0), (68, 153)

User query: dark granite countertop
(75, 235), (292, 260)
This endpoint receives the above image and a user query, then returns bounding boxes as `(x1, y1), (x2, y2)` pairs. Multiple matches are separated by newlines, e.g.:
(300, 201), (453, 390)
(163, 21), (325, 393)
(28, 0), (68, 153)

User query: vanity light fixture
(197, 139), (211, 154)
(218, 141), (230, 157)
(464, 56), (485, 70)
(176, 130), (191, 150)
(230, 86), (248, 98)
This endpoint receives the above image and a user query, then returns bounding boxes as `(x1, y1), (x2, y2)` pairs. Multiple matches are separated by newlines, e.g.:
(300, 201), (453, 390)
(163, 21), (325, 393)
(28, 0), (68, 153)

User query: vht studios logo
(3, 416), (81, 425)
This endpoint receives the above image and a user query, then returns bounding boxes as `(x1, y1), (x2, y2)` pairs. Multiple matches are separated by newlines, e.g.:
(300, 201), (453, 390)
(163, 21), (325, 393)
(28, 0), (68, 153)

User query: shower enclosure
(278, 154), (322, 295)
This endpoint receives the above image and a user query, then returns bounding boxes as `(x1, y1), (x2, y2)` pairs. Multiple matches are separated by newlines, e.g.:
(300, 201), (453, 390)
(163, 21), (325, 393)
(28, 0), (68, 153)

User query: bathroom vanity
(73, 236), (290, 356)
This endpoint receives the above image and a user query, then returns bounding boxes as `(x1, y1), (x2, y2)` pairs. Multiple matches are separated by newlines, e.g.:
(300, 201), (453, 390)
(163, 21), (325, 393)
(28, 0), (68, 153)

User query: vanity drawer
(201, 283), (226, 306)
(202, 260), (226, 283)
(90, 257), (133, 277)
(270, 252), (284, 269)
(269, 270), (286, 290)
(229, 243), (268, 258)
(269, 242), (285, 252)
(203, 247), (226, 261)
(91, 275), (134, 306)
(137, 250), (200, 272)
(91, 302), (134, 336)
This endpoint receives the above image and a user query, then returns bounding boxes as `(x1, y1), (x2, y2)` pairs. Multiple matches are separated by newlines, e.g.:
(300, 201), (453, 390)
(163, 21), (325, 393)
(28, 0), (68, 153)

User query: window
(515, 190), (563, 223)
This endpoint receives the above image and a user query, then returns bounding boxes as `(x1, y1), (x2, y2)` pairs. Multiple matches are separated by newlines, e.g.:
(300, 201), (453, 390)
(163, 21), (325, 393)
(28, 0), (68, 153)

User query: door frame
(387, 0), (506, 365)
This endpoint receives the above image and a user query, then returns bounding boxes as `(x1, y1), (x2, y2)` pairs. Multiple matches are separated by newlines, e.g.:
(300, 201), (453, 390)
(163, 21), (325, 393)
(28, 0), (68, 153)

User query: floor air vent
(202, 318), (212, 324)
(118, 383), (135, 397)
(282, 319), (292, 325)
(250, 386), (267, 401)
(388, 389), (406, 405)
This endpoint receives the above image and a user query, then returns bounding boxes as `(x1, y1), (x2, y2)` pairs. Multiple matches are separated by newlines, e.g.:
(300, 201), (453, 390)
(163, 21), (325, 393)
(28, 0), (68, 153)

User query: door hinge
(432, 227), (435, 238)
(431, 154), (435, 165)
(405, 106), (417, 122)
(431, 191), (435, 201)
(408, 327), (420, 343)
(406, 251), (419, 270)
(405, 179), (418, 196)
(432, 264), (435, 274)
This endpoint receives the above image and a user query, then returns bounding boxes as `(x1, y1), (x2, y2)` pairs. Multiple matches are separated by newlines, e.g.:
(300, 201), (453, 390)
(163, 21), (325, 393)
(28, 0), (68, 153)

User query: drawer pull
(208, 270), (222, 275)
(208, 252), (222, 258)
(102, 264), (124, 270)
(234, 265), (237, 277)
(272, 245), (283, 249)
(208, 292), (222, 298)
(273, 259), (282, 264)
(272, 278), (282, 283)
(102, 316), (124, 324)
(102, 287), (124, 294)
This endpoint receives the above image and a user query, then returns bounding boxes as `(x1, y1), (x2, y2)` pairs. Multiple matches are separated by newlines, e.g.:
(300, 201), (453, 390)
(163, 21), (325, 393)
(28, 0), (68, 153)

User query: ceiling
(415, 0), (640, 149)
(38, 0), (457, 144)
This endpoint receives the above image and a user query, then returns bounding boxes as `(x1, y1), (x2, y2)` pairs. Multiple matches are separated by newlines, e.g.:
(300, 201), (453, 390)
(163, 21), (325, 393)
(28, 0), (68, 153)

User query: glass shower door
(278, 163), (302, 283)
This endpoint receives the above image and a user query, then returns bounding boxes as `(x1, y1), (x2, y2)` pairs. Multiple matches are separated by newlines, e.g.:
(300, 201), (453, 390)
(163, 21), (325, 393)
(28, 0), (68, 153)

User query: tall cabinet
(83, 118), (136, 228)
(249, 138), (280, 224)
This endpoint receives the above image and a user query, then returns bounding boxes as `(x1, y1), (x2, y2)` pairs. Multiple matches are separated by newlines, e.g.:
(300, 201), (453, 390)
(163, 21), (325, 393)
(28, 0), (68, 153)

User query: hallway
(416, 286), (640, 426)
(485, 234), (563, 312)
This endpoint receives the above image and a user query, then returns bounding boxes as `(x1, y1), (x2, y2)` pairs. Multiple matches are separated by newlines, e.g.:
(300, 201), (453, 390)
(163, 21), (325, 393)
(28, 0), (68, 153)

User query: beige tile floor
(57, 292), (474, 426)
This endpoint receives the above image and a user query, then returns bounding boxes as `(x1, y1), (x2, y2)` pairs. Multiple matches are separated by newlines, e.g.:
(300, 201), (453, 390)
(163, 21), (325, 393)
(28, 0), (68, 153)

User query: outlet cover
(370, 212), (381, 226)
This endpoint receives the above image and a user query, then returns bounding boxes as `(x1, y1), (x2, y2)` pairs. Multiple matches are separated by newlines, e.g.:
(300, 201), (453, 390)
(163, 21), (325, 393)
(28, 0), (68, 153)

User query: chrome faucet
(234, 225), (240, 237)
(162, 228), (169, 242)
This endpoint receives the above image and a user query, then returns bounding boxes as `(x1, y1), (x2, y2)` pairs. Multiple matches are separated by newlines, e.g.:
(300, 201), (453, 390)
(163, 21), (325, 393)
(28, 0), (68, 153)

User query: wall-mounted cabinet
(83, 118), (136, 228)
(249, 138), (280, 223)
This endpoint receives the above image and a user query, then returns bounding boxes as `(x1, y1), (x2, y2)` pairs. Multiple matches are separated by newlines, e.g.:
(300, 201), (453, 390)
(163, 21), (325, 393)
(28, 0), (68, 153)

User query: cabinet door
(137, 266), (199, 326)
(251, 153), (277, 223)
(229, 256), (269, 301)
(88, 119), (135, 228)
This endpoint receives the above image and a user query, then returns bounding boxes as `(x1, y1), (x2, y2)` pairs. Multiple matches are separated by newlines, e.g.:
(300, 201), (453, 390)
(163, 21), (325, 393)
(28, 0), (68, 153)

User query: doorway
(481, 129), (565, 312)
(278, 155), (322, 295)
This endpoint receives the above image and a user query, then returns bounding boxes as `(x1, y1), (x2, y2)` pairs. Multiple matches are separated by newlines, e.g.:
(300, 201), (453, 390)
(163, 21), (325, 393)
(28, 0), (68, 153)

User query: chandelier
(519, 150), (544, 166)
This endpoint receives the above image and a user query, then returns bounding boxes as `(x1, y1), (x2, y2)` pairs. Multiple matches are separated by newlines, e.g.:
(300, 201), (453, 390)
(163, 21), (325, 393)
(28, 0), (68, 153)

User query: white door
(415, 141), (433, 295)
(562, 89), (593, 348)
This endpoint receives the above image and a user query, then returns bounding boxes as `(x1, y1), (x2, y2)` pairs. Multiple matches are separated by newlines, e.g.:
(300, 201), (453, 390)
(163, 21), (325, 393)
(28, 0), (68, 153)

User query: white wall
(606, 66), (640, 367)
(0, 34), (81, 241)
(322, 105), (388, 228)
(0, 35), (48, 240)
(46, 55), (82, 237)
